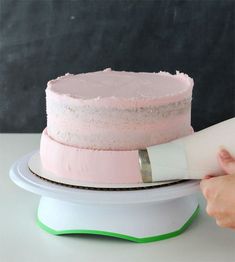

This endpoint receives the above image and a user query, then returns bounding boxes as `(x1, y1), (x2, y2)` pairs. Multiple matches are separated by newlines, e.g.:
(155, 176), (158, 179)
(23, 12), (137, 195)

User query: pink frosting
(40, 129), (142, 184)
(40, 69), (194, 184)
(46, 69), (193, 150)
(47, 69), (193, 99)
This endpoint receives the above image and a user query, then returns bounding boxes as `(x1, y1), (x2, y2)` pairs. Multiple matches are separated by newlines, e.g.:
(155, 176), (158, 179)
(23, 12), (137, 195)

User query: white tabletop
(1, 134), (235, 262)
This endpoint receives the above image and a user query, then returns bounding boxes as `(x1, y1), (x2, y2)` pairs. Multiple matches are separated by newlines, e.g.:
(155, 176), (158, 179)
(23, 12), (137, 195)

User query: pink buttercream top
(46, 68), (193, 107)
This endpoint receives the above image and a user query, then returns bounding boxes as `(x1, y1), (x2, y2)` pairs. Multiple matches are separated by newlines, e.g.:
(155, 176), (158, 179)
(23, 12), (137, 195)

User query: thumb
(218, 149), (235, 175)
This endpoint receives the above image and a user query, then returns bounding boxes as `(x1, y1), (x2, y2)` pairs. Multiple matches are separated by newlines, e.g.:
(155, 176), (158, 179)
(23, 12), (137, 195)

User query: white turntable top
(11, 152), (199, 204)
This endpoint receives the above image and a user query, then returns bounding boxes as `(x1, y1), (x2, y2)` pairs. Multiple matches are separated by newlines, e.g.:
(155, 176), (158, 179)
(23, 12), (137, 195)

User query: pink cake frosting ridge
(40, 129), (142, 184)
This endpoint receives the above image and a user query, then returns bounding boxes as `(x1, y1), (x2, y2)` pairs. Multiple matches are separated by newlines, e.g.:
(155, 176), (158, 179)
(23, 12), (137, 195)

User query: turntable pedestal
(37, 195), (199, 243)
(10, 152), (200, 243)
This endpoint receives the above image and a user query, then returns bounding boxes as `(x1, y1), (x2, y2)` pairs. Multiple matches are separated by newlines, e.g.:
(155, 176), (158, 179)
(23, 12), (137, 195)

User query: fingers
(204, 174), (215, 179)
(201, 180), (234, 229)
(219, 149), (235, 164)
(200, 178), (215, 200)
(200, 175), (225, 200)
(215, 217), (235, 229)
(200, 174), (235, 229)
(218, 149), (235, 175)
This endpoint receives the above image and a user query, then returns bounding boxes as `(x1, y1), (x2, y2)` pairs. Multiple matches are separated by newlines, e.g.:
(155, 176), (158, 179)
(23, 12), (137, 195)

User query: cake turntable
(10, 151), (200, 243)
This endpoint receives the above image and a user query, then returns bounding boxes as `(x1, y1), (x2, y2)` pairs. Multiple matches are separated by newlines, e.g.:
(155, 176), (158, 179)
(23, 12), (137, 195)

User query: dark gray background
(0, 0), (234, 133)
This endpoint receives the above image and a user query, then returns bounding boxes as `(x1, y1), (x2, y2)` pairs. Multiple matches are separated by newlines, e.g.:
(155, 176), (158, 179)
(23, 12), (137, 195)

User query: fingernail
(204, 175), (214, 179)
(219, 149), (230, 159)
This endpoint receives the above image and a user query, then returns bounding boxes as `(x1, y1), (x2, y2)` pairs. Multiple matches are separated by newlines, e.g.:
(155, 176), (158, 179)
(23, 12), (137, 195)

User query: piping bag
(139, 117), (235, 182)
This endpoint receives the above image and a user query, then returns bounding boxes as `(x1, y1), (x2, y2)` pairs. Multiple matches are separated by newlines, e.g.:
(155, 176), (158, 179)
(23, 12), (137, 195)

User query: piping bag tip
(138, 149), (153, 183)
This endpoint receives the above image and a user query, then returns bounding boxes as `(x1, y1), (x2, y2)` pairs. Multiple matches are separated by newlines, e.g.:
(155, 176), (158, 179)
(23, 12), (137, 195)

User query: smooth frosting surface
(40, 129), (142, 184)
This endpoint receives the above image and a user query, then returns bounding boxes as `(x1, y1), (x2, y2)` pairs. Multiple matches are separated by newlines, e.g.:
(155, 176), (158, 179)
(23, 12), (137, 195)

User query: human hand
(200, 149), (235, 229)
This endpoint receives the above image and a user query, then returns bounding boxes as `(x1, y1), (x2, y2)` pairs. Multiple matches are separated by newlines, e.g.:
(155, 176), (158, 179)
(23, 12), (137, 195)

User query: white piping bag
(139, 117), (235, 181)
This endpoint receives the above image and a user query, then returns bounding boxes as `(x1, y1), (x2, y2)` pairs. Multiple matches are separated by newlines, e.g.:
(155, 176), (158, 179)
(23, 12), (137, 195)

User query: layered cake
(40, 68), (194, 184)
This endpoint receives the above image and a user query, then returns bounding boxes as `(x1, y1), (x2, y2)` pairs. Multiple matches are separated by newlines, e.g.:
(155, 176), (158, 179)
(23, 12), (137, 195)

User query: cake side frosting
(40, 129), (142, 184)
(46, 69), (193, 150)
